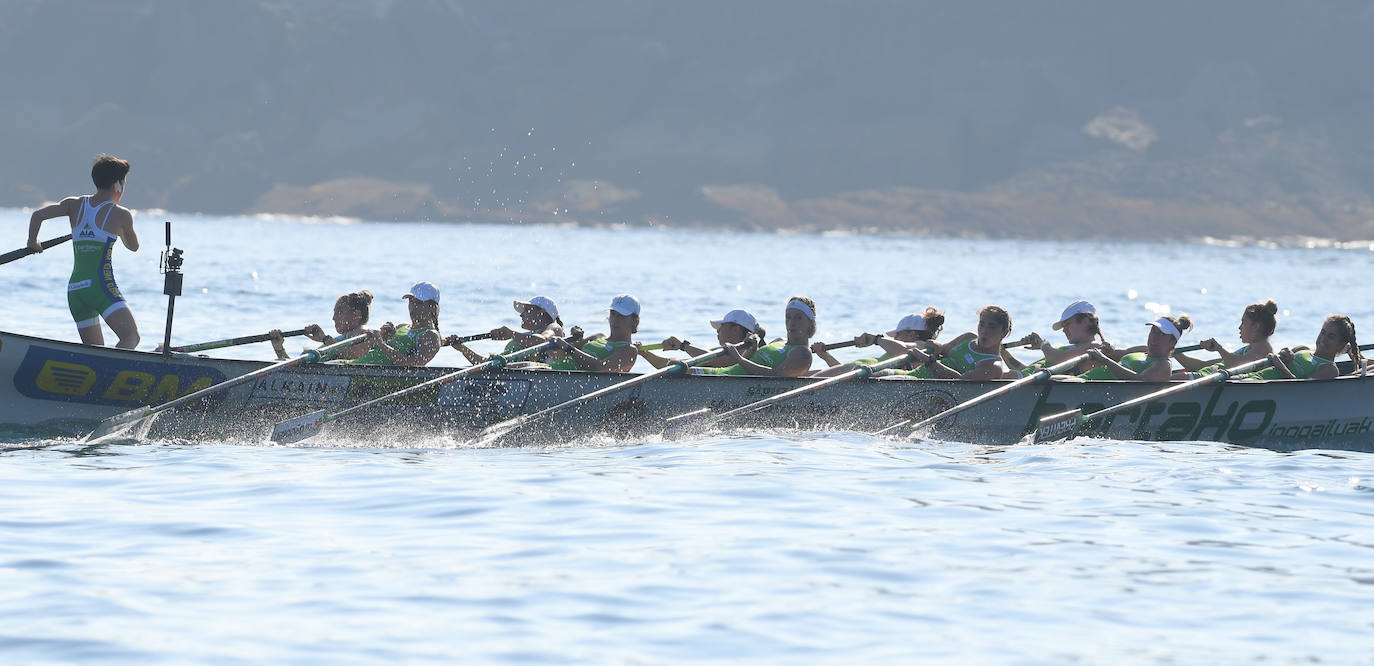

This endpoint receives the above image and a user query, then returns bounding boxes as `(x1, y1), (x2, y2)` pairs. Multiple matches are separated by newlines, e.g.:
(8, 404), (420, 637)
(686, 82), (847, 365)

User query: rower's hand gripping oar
(85, 334), (370, 441)
(873, 353), (1091, 438)
(1, 235), (72, 266)
(663, 348), (924, 438)
(270, 336), (571, 444)
(170, 328), (310, 354)
(1032, 356), (1274, 444)
(474, 348), (730, 445)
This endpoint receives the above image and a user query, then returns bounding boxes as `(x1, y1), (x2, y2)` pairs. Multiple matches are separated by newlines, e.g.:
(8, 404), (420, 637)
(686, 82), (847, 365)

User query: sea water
(2, 211), (1373, 663)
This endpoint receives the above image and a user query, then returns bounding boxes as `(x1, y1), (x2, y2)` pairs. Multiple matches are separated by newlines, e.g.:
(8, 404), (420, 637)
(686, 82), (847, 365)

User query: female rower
(637, 308), (765, 370)
(694, 297), (817, 377)
(1242, 314), (1362, 380)
(346, 282), (443, 367)
(269, 290), (376, 361)
(1008, 300), (1130, 377)
(547, 294), (641, 372)
(1078, 315), (1192, 382)
(811, 307), (961, 377)
(1173, 299), (1277, 377)
(890, 305), (1014, 380)
(451, 295), (566, 364)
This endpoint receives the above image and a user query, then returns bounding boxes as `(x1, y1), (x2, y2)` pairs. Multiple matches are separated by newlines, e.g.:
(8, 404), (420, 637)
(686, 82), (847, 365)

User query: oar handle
(171, 328), (310, 353)
(821, 335), (884, 352)
(444, 333), (493, 346)
(0, 235), (72, 266)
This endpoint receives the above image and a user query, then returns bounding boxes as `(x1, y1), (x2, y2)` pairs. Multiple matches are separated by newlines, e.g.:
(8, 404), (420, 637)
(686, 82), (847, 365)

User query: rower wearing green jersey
(269, 290), (378, 361)
(813, 307), (966, 377)
(347, 282), (442, 367)
(25, 154), (141, 349)
(638, 308), (765, 370)
(1173, 300), (1276, 378)
(897, 305), (1015, 380)
(453, 295), (567, 365)
(547, 294), (640, 372)
(694, 297), (817, 377)
(1243, 314), (1363, 381)
(1005, 301), (1139, 377)
(1078, 315), (1192, 382)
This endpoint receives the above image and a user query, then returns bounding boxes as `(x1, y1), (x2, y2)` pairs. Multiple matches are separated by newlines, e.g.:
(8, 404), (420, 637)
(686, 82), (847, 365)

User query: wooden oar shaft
(709, 350), (919, 424)
(0, 235), (72, 265)
(172, 328), (309, 353)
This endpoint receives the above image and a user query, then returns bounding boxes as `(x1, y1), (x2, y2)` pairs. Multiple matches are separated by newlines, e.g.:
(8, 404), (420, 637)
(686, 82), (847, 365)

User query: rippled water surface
(2, 212), (1373, 663)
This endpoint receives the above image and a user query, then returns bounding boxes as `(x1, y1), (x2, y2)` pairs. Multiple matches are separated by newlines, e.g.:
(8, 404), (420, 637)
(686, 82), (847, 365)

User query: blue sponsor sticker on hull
(14, 346), (228, 407)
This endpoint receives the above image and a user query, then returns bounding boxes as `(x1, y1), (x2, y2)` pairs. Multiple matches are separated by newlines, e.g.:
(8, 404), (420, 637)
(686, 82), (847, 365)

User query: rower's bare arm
(934, 332), (976, 356)
(570, 344), (636, 372)
(958, 359), (1006, 381)
(27, 198), (76, 249)
(810, 342), (841, 367)
(116, 208), (139, 251)
(397, 331), (442, 367)
(873, 337), (911, 357)
(636, 345), (673, 369)
(1171, 351), (1210, 371)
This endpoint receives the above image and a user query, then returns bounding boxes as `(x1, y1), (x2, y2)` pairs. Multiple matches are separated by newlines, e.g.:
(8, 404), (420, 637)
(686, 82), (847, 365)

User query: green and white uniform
(695, 342), (800, 376)
(548, 338), (630, 371)
(346, 325), (434, 365)
(1243, 350), (1333, 380)
(891, 338), (1000, 378)
(1191, 344), (1251, 377)
(66, 197), (127, 327)
(1077, 352), (1160, 380)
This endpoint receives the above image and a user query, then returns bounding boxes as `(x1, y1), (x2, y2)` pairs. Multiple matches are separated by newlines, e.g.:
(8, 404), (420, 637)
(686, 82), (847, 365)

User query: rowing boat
(2, 329), (1370, 452)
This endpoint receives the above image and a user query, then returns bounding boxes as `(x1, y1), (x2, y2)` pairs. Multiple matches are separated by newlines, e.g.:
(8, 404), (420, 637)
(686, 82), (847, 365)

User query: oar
(170, 328), (309, 353)
(443, 333), (494, 346)
(1032, 356), (1274, 443)
(873, 353), (1091, 438)
(1, 235), (72, 266)
(270, 337), (567, 444)
(475, 348), (730, 445)
(663, 349), (922, 437)
(86, 334), (369, 441)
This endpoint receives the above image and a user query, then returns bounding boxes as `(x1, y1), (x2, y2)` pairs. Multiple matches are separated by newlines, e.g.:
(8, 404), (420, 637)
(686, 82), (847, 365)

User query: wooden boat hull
(2, 330), (1370, 452)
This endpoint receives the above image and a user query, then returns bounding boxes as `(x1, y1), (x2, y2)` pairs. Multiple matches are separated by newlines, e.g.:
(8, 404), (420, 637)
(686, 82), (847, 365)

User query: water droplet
(1127, 289), (1138, 300)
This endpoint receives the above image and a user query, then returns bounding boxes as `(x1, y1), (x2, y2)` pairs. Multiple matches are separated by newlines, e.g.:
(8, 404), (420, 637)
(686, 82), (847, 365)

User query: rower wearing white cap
(547, 294), (641, 372)
(346, 281), (443, 367)
(696, 297), (816, 377)
(812, 306), (964, 377)
(1078, 315), (1192, 381)
(1010, 300), (1126, 376)
(639, 308), (766, 370)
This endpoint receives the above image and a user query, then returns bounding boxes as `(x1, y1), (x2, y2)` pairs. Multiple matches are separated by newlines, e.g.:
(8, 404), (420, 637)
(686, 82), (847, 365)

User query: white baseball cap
(1147, 317), (1183, 341)
(609, 294), (640, 317)
(887, 314), (928, 335)
(514, 295), (559, 320)
(403, 281), (440, 303)
(711, 309), (758, 332)
(1052, 300), (1095, 330)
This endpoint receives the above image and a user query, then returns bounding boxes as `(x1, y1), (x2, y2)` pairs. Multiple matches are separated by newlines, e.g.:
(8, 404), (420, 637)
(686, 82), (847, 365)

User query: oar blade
(1033, 408), (1083, 443)
(271, 410), (328, 444)
(85, 407), (152, 442)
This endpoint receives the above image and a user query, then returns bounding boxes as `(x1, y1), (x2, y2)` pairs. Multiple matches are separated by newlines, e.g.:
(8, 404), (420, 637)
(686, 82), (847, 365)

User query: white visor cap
(887, 314), (928, 335)
(1147, 317), (1182, 341)
(404, 281), (440, 304)
(1052, 300), (1096, 330)
(711, 309), (758, 332)
(514, 295), (559, 320)
(609, 294), (640, 317)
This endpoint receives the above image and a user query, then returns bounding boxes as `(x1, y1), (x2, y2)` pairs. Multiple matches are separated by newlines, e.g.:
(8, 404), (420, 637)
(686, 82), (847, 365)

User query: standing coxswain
(25, 154), (141, 349)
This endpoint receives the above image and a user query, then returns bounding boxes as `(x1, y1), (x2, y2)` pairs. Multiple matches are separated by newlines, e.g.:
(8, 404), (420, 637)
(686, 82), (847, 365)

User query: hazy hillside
(4, 0), (1373, 239)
